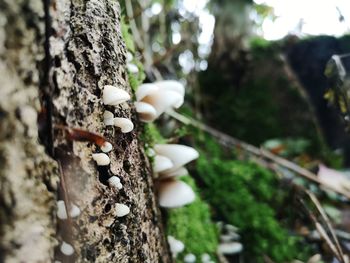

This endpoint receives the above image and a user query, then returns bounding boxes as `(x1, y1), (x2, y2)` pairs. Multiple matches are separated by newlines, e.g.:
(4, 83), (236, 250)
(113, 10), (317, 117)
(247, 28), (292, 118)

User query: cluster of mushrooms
(56, 57), (199, 257)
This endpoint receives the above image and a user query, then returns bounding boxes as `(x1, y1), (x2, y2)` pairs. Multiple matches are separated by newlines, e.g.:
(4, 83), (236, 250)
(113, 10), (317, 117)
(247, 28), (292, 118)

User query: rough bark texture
(0, 0), (171, 262)
(0, 0), (58, 262)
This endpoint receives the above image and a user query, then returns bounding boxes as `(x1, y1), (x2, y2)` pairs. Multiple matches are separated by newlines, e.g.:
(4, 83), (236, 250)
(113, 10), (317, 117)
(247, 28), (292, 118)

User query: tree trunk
(0, 0), (171, 262)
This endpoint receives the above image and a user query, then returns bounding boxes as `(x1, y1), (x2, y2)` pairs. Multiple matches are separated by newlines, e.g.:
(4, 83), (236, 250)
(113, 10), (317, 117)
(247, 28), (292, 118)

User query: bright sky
(254, 0), (350, 40)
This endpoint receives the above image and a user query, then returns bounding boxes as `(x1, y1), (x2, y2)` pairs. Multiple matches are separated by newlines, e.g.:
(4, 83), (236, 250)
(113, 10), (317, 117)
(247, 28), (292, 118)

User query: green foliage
(121, 17), (135, 53)
(165, 176), (219, 263)
(193, 132), (311, 262)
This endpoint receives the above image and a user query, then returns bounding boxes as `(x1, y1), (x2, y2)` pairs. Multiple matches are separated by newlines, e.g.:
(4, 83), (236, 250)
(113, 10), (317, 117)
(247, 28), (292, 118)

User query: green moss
(165, 176), (219, 263)
(193, 132), (311, 262)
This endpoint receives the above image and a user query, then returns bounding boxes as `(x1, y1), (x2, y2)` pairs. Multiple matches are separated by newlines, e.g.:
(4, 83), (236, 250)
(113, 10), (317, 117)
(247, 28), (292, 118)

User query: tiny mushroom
(153, 155), (174, 173)
(158, 179), (195, 208)
(108, 176), (123, 190)
(154, 144), (199, 177)
(92, 153), (110, 166)
(113, 117), (134, 133)
(102, 85), (130, 106)
(134, 102), (157, 123)
(115, 203), (130, 217)
(101, 142), (113, 153)
(167, 236), (185, 258)
(127, 63), (139, 74)
(184, 253), (196, 263)
(60, 241), (74, 256)
(103, 110), (114, 126)
(135, 80), (185, 122)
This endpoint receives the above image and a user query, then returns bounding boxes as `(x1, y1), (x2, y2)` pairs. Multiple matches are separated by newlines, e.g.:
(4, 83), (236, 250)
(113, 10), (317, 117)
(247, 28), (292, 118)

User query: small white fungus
(167, 236), (185, 257)
(101, 142), (113, 153)
(127, 63), (139, 74)
(201, 253), (211, 263)
(103, 110), (114, 126)
(114, 117), (134, 133)
(108, 176), (123, 190)
(69, 204), (81, 218)
(92, 153), (110, 166)
(115, 203), (130, 217)
(60, 241), (74, 256)
(102, 85), (130, 106)
(184, 253), (196, 263)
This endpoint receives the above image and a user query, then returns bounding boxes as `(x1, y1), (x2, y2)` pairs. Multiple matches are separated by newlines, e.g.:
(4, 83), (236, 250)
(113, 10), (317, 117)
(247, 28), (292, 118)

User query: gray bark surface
(0, 0), (171, 262)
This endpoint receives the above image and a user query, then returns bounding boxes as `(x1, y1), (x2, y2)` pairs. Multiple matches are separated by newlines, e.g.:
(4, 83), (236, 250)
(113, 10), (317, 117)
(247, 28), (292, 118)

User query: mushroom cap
(167, 236), (185, 255)
(159, 166), (188, 179)
(103, 110), (114, 126)
(154, 144), (199, 172)
(101, 142), (113, 153)
(135, 83), (159, 101)
(154, 155), (174, 173)
(69, 204), (81, 218)
(127, 63), (139, 74)
(102, 85), (130, 106)
(57, 200), (68, 220)
(154, 80), (185, 108)
(92, 153), (110, 166)
(134, 101), (157, 122)
(60, 241), (74, 256)
(115, 203), (130, 217)
(158, 180), (195, 208)
(184, 253), (196, 263)
(113, 117), (134, 133)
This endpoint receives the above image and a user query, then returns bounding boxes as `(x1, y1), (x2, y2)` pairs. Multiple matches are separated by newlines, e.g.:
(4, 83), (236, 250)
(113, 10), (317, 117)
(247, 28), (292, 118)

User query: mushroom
(108, 176), (123, 190)
(167, 236), (185, 258)
(113, 117), (134, 133)
(158, 179), (195, 208)
(60, 241), (74, 256)
(184, 253), (196, 263)
(127, 63), (139, 74)
(92, 153), (110, 166)
(159, 166), (188, 179)
(103, 110), (114, 126)
(100, 142), (113, 153)
(102, 85), (130, 106)
(135, 80), (185, 122)
(115, 203), (130, 217)
(134, 102), (157, 123)
(154, 144), (199, 175)
(153, 155), (174, 173)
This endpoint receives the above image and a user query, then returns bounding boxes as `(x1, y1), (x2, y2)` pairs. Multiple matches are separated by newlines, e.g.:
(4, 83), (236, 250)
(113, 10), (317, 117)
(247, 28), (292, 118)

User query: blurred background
(122, 0), (350, 262)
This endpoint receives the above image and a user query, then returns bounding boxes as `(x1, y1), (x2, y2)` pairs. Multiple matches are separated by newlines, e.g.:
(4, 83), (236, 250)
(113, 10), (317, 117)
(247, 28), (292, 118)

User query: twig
(166, 109), (350, 199)
(306, 190), (346, 263)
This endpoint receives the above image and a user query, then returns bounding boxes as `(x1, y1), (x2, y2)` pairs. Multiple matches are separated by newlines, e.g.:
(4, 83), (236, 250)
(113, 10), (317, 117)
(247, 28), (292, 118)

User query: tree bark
(0, 0), (171, 262)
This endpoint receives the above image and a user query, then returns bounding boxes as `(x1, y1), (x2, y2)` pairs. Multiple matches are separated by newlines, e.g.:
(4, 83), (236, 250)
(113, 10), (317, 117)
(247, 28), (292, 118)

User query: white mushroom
(92, 153), (110, 166)
(158, 179), (195, 208)
(115, 203), (130, 217)
(102, 85), (130, 106)
(154, 144), (199, 174)
(127, 63), (139, 74)
(103, 110), (114, 126)
(159, 166), (188, 179)
(60, 241), (74, 256)
(101, 142), (113, 153)
(154, 155), (174, 173)
(184, 253), (196, 263)
(201, 253), (211, 263)
(154, 80), (185, 108)
(134, 102), (157, 122)
(167, 236), (185, 257)
(69, 205), (81, 218)
(108, 176), (123, 190)
(113, 117), (134, 133)
(127, 52), (133, 62)
(135, 81), (184, 122)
